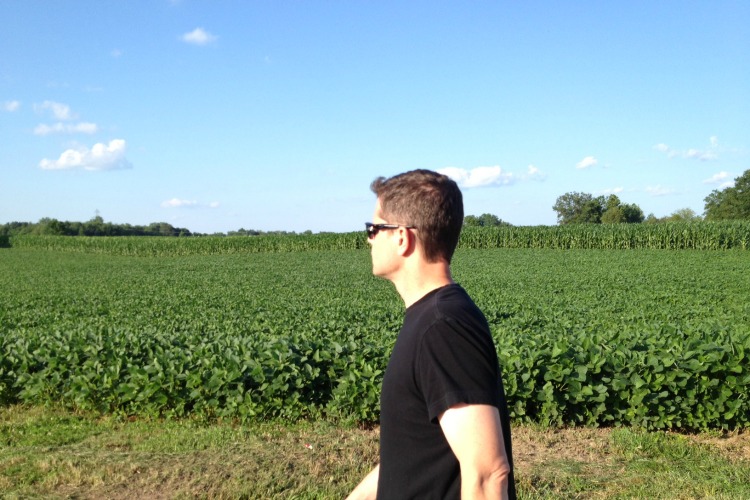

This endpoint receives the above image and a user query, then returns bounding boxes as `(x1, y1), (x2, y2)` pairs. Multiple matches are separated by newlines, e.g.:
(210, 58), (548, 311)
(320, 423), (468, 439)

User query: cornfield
(459, 221), (750, 250)
(8, 232), (368, 256)
(7, 221), (749, 256)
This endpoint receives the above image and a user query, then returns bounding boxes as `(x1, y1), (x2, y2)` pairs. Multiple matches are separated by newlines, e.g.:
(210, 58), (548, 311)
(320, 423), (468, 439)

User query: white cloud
(39, 139), (132, 171)
(162, 198), (198, 208)
(685, 148), (717, 161)
(703, 171), (735, 189)
(654, 137), (719, 161)
(653, 143), (679, 158)
(439, 166), (515, 188)
(576, 156), (598, 169)
(3, 100), (20, 112)
(161, 199), (221, 209)
(600, 187), (624, 195)
(525, 164), (547, 181)
(181, 28), (217, 45)
(35, 100), (75, 120)
(34, 122), (99, 136)
(646, 185), (676, 197)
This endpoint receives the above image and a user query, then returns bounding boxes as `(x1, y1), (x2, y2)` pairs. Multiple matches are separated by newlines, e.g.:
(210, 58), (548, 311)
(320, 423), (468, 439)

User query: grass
(0, 405), (377, 499)
(1, 405), (748, 499)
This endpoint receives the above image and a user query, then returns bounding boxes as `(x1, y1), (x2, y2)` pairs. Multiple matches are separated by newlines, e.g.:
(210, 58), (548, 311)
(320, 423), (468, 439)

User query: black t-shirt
(377, 284), (516, 499)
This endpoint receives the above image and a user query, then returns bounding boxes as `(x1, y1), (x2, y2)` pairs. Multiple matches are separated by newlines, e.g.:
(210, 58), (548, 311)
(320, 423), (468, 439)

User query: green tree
(555, 192), (644, 224)
(620, 203), (645, 223)
(36, 218), (66, 235)
(704, 169), (750, 220)
(463, 214), (511, 227)
(463, 215), (481, 227)
(643, 208), (700, 223)
(604, 194), (621, 211)
(601, 206), (625, 224)
(158, 223), (177, 236)
(667, 208), (702, 222)
(84, 216), (105, 236)
(579, 199), (604, 223)
(553, 192), (601, 224)
(601, 195), (623, 223)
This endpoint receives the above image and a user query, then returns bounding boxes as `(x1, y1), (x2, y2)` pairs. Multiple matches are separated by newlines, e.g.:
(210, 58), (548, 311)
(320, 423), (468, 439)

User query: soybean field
(1, 244), (748, 431)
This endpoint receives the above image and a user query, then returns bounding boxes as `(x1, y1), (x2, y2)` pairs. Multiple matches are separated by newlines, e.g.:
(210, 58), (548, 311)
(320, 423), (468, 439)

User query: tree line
(0, 216), (311, 239)
(2, 170), (747, 237)
(0, 217), (196, 238)
(464, 169), (748, 228)
(552, 169), (749, 225)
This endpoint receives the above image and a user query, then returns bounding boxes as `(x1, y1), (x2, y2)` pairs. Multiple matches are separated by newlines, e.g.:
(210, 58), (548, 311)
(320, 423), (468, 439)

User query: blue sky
(1, 1), (748, 233)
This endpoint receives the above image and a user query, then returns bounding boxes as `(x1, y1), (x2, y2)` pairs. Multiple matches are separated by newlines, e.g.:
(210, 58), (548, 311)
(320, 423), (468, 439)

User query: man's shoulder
(406, 284), (470, 319)
(402, 285), (487, 339)
(433, 284), (482, 316)
(414, 283), (473, 308)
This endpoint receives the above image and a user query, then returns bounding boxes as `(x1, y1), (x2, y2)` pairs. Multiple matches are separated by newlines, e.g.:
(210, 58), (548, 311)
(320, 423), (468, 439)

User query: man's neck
(392, 260), (454, 308)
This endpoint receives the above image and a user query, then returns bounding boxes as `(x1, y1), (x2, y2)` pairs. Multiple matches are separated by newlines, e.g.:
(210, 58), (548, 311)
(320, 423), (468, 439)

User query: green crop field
(1, 241), (748, 431)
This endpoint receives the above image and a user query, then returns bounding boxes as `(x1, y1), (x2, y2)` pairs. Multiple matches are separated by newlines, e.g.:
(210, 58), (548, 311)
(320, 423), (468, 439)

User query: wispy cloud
(34, 122), (99, 136)
(181, 28), (217, 46)
(703, 171), (734, 189)
(685, 149), (718, 161)
(439, 166), (515, 188)
(162, 198), (198, 208)
(524, 164), (547, 181)
(33, 100), (100, 135)
(576, 156), (598, 169)
(3, 100), (20, 112)
(34, 100), (75, 120)
(654, 136), (719, 161)
(39, 139), (132, 171)
(645, 185), (676, 197)
(599, 187), (624, 195)
(161, 199), (221, 209)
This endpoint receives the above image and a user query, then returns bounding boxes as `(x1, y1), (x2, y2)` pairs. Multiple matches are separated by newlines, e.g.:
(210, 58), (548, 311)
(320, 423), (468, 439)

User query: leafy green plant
(1, 247), (748, 430)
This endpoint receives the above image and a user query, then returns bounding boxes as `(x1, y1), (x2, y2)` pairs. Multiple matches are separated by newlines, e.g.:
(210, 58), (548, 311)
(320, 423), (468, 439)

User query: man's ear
(396, 226), (416, 257)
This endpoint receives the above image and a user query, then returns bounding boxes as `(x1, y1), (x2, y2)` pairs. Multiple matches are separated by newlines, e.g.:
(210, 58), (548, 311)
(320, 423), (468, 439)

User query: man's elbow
(463, 462), (512, 499)
(488, 462), (511, 490)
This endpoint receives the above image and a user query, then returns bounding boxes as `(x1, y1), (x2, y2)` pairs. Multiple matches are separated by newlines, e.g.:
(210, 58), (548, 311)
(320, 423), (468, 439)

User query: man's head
(370, 169), (463, 263)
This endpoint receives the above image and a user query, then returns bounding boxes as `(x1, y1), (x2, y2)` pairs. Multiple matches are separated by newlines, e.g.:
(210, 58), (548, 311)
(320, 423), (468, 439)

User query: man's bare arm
(346, 464), (379, 500)
(439, 404), (511, 499)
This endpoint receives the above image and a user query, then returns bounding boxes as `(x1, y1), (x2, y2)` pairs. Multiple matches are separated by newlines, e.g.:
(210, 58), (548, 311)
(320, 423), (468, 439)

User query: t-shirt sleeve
(416, 318), (501, 423)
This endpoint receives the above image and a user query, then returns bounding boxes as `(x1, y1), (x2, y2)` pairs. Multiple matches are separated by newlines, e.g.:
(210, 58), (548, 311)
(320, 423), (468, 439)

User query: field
(2, 245), (748, 429)
(1, 241), (749, 496)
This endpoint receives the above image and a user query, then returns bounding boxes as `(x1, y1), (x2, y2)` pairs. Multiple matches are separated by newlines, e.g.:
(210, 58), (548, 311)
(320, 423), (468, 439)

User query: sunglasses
(365, 222), (416, 239)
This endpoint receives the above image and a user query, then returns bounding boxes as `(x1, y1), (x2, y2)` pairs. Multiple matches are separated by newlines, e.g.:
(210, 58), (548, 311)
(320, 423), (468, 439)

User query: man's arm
(439, 403), (511, 499)
(346, 464), (379, 500)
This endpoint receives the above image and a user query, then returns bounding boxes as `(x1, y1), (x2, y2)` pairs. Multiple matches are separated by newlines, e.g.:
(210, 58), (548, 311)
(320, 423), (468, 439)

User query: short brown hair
(370, 169), (463, 263)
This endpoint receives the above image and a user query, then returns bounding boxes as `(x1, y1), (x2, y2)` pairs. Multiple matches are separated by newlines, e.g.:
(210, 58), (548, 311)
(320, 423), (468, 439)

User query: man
(347, 169), (516, 499)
